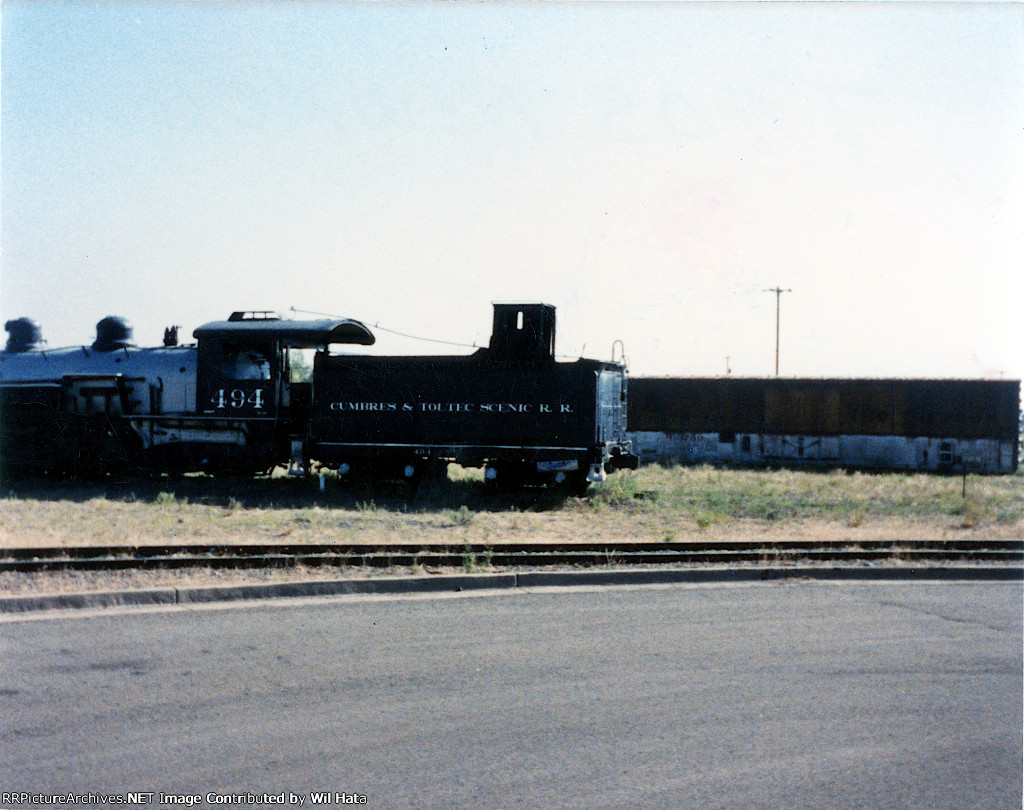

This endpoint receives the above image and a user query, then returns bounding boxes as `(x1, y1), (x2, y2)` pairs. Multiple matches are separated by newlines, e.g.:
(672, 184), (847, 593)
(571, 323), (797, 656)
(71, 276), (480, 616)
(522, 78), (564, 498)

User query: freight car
(0, 304), (637, 489)
(627, 377), (1020, 474)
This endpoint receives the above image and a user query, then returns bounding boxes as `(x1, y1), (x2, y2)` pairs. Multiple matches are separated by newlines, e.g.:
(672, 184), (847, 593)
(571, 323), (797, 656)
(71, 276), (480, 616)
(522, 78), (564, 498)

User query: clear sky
(2, 1), (1022, 381)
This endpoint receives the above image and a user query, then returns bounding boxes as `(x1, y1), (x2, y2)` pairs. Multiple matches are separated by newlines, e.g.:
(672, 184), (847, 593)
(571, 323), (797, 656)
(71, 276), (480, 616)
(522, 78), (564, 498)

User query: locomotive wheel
(69, 418), (134, 479)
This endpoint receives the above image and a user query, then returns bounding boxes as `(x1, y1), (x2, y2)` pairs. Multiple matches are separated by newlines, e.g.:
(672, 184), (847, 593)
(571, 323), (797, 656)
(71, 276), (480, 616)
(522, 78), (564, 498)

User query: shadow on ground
(0, 469), (581, 514)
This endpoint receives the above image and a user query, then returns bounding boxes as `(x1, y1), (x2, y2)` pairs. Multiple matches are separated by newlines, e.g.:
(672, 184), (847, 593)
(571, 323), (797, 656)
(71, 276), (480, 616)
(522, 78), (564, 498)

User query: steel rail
(1, 540), (1021, 574)
(3, 538), (1022, 559)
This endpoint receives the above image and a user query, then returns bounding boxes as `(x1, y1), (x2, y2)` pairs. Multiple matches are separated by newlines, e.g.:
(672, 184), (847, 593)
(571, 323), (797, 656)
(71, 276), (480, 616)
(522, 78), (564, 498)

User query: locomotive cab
(193, 312), (375, 419)
(192, 312), (375, 473)
(195, 333), (278, 419)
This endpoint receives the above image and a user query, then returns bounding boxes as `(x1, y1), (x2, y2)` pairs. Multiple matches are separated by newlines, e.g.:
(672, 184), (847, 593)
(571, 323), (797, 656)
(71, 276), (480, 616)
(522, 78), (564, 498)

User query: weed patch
(461, 542), (477, 572)
(444, 505), (475, 528)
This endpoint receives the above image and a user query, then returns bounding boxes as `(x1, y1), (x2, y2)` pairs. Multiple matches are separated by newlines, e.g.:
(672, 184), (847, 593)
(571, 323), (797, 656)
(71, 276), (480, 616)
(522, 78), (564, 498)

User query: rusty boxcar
(627, 377), (1020, 473)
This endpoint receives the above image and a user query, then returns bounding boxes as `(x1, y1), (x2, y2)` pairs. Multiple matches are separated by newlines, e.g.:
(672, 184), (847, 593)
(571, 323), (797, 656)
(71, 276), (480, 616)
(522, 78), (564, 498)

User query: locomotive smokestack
(3, 318), (43, 353)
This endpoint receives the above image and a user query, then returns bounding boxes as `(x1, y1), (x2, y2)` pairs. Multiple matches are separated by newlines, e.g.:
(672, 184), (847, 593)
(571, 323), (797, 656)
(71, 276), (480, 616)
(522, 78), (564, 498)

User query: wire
(290, 307), (606, 363)
(290, 307), (478, 349)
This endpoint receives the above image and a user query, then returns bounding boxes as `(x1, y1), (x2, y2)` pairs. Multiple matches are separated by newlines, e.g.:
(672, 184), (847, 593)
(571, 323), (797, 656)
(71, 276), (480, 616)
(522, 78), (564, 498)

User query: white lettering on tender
(479, 403), (534, 413)
(420, 403), (476, 412)
(330, 402), (398, 411)
(327, 401), (573, 414)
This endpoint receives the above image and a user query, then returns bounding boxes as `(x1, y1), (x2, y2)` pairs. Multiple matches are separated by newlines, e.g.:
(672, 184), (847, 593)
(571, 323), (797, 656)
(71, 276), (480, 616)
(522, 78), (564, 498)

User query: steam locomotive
(0, 304), (637, 489)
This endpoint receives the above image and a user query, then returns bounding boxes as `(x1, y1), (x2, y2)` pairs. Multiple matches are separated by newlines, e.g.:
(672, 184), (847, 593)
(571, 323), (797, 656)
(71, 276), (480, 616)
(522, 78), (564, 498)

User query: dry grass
(1, 464), (1020, 550)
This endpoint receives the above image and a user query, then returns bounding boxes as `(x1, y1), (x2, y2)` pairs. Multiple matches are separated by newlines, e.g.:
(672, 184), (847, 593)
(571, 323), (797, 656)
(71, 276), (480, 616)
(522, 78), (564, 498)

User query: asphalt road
(1, 581), (1021, 809)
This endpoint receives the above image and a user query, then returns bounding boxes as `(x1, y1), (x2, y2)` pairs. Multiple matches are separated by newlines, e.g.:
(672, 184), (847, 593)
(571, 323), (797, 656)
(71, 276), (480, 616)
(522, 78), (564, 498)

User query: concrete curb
(175, 573), (518, 605)
(516, 566), (1024, 589)
(0, 587), (179, 614)
(1, 566), (1020, 615)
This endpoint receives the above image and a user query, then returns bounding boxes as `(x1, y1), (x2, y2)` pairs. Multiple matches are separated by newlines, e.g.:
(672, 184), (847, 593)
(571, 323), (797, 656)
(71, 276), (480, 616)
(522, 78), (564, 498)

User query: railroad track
(2, 539), (1021, 574)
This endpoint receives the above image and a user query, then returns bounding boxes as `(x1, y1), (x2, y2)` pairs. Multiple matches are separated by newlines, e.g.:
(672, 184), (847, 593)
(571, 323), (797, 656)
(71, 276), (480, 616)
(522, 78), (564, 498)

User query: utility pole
(763, 287), (791, 376)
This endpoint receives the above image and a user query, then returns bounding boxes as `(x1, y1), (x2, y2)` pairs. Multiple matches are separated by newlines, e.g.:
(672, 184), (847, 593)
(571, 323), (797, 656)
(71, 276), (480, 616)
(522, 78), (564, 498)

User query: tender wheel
(564, 471), (591, 497)
(484, 462), (527, 491)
